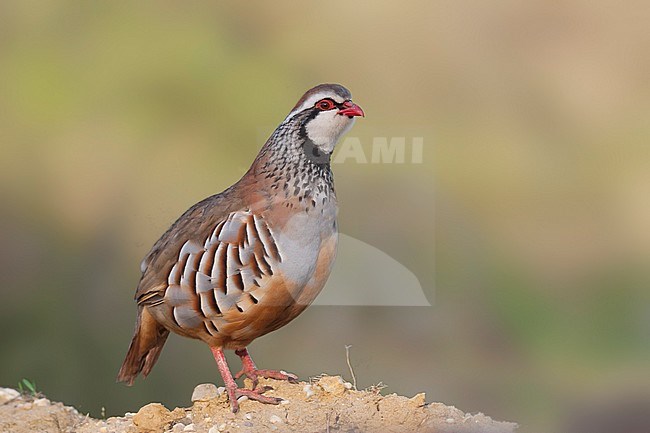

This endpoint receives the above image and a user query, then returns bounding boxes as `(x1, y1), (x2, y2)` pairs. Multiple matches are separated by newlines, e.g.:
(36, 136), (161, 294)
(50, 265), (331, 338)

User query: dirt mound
(0, 376), (517, 433)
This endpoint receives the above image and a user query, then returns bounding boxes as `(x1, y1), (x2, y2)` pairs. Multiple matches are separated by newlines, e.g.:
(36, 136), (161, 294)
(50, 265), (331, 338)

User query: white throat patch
(305, 111), (355, 154)
(283, 91), (355, 154)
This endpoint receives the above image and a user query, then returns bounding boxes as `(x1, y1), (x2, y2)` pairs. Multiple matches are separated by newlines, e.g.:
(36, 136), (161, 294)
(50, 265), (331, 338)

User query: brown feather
(116, 306), (169, 385)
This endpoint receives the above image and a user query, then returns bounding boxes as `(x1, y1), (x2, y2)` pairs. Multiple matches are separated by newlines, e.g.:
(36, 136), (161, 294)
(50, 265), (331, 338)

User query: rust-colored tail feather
(117, 306), (169, 385)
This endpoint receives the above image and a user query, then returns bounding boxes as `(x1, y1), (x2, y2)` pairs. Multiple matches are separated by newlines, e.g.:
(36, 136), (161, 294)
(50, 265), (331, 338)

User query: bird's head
(284, 83), (364, 156)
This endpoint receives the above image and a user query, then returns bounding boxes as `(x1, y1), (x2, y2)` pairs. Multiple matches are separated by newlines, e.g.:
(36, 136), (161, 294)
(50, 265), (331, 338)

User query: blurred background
(1, 1), (649, 432)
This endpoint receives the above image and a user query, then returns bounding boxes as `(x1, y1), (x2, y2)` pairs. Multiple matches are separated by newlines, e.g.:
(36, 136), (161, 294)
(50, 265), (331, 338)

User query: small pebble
(172, 423), (185, 432)
(343, 382), (353, 389)
(237, 395), (249, 403)
(33, 398), (49, 407)
(218, 423), (227, 431)
(446, 418), (456, 423)
(0, 388), (20, 404)
(133, 403), (172, 431)
(217, 387), (226, 395)
(280, 399), (289, 405)
(269, 414), (283, 424)
(317, 376), (348, 396)
(244, 413), (252, 420)
(409, 392), (426, 406)
(303, 384), (315, 398)
(183, 423), (195, 431)
(191, 384), (220, 402)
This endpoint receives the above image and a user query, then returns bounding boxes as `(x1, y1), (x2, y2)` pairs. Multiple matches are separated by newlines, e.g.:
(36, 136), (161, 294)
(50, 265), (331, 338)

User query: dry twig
(345, 345), (357, 390)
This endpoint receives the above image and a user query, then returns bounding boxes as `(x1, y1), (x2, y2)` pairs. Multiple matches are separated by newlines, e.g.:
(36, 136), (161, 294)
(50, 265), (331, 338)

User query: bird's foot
(234, 348), (298, 389)
(227, 385), (282, 413)
(235, 367), (299, 387)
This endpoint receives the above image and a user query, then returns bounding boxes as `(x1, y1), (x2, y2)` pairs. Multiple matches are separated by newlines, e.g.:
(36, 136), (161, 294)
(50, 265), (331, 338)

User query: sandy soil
(0, 375), (517, 433)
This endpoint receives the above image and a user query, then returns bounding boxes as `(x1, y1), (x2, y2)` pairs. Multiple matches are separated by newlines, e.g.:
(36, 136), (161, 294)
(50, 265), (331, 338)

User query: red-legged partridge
(117, 83), (364, 412)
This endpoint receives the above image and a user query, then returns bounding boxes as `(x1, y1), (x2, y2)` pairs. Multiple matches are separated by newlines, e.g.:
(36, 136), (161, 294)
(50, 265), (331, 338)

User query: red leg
(234, 347), (298, 389)
(210, 347), (282, 413)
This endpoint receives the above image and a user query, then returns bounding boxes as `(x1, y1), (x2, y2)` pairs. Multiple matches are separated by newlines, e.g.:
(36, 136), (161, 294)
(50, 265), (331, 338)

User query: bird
(117, 83), (364, 412)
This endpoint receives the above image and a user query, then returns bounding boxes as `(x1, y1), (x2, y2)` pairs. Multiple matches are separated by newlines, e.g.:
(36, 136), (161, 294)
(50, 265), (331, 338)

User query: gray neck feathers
(252, 116), (335, 203)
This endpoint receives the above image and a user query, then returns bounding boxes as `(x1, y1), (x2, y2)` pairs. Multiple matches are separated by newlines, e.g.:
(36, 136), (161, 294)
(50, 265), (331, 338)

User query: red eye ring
(315, 99), (336, 111)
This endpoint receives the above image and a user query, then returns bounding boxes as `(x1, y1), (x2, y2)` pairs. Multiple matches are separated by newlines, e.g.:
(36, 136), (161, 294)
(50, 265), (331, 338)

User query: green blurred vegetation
(1, 1), (649, 431)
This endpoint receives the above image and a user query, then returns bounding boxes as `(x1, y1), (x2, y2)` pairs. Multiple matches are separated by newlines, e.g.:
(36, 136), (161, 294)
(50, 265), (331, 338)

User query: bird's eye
(315, 99), (336, 111)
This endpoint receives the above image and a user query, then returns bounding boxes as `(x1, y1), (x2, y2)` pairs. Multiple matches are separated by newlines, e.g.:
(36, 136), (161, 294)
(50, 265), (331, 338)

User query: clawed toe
(257, 369), (298, 383)
(235, 368), (298, 387)
(234, 348), (298, 387)
(236, 388), (282, 404)
(228, 386), (282, 412)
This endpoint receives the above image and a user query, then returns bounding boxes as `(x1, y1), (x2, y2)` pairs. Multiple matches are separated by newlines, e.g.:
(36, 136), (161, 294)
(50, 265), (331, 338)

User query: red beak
(338, 101), (365, 118)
